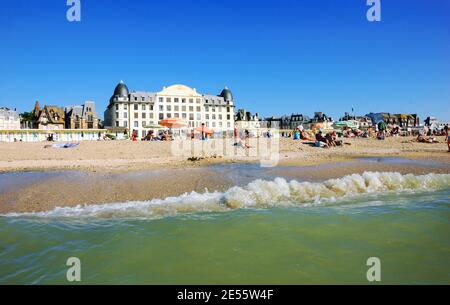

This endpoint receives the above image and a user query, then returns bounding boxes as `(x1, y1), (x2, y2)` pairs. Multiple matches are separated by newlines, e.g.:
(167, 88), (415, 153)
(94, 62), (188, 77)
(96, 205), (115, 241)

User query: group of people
(291, 126), (314, 141)
(141, 130), (173, 141)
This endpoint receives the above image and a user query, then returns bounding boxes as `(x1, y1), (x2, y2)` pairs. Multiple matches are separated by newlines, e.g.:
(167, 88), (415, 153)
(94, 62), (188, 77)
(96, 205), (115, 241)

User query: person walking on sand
(444, 124), (449, 152)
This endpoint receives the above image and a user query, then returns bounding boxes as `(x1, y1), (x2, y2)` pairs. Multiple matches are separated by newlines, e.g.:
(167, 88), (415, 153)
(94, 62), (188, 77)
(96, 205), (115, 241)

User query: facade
(104, 81), (235, 138)
(0, 129), (106, 143)
(31, 101), (65, 130)
(0, 107), (20, 130)
(262, 112), (332, 130)
(339, 112), (373, 129)
(65, 101), (99, 129)
(366, 113), (420, 128)
(235, 109), (260, 130)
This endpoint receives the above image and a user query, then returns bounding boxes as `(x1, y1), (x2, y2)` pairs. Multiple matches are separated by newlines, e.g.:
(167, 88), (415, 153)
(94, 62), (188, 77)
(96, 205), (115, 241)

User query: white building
(0, 107), (20, 130)
(104, 81), (235, 138)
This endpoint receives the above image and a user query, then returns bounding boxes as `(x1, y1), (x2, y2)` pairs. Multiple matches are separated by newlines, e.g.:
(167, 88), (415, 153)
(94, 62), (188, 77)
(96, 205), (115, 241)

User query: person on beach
(378, 121), (387, 139)
(315, 130), (329, 148)
(293, 129), (300, 140)
(444, 124), (450, 152)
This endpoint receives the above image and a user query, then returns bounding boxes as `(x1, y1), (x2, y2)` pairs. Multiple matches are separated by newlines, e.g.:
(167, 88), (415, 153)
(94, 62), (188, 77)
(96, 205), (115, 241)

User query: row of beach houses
(0, 81), (446, 142)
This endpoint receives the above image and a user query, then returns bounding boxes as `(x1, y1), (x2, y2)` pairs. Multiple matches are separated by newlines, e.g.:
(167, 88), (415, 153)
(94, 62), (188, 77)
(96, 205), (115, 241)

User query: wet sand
(1, 157), (449, 214)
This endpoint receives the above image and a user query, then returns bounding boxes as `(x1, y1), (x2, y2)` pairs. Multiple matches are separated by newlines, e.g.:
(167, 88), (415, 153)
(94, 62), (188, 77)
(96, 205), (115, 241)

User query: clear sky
(1, 0), (449, 121)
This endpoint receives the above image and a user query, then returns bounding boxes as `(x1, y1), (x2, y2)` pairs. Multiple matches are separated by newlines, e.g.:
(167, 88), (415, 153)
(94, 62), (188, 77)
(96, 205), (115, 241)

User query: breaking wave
(4, 172), (450, 219)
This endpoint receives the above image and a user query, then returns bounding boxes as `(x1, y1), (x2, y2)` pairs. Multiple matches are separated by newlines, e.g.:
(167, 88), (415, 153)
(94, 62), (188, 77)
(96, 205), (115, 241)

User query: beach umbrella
(194, 126), (214, 135)
(159, 119), (188, 129)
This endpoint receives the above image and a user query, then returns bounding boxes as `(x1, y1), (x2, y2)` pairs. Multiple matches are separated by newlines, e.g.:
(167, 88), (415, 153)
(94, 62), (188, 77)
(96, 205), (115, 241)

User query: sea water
(0, 171), (449, 284)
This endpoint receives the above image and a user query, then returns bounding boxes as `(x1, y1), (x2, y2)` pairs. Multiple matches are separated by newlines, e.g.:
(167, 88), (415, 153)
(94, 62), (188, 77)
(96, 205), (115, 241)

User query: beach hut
(333, 120), (359, 130)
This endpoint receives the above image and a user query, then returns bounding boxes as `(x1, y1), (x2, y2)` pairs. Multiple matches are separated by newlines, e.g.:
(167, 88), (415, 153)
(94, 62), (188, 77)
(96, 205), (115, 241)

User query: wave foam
(4, 172), (450, 219)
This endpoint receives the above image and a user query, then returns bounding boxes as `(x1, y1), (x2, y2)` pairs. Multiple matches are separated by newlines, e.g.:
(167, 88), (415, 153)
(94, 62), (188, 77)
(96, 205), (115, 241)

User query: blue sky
(1, 0), (449, 120)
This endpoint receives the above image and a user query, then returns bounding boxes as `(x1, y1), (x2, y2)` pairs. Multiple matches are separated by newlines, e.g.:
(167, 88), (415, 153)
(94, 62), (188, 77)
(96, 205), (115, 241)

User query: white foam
(4, 172), (450, 219)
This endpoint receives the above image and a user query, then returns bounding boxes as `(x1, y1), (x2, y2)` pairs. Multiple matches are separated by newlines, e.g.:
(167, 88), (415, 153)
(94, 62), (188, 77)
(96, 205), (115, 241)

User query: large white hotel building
(104, 81), (235, 138)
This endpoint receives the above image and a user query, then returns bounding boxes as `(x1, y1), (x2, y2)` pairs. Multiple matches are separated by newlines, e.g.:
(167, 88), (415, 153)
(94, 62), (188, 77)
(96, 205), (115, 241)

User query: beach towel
(52, 143), (80, 149)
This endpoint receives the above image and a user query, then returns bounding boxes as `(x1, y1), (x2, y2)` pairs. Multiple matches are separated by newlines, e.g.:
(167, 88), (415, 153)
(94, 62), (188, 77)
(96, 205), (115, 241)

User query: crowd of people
(124, 121), (450, 152)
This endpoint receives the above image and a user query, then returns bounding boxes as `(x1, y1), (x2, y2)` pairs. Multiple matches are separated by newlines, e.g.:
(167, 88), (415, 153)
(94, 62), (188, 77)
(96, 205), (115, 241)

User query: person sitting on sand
(325, 131), (337, 147)
(293, 129), (300, 140)
(300, 130), (313, 141)
(315, 131), (329, 148)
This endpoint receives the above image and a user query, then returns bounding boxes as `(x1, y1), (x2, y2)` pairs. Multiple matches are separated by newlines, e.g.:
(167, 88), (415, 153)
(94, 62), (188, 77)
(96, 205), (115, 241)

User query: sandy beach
(0, 136), (449, 213)
(0, 136), (449, 173)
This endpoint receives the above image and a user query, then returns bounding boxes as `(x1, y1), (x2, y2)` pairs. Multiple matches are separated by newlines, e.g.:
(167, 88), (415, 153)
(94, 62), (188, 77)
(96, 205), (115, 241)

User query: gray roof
(203, 95), (227, 106)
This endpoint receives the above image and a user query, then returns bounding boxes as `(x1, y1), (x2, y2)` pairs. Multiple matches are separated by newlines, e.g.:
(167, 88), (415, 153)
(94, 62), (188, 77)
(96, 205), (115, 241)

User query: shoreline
(1, 136), (449, 214)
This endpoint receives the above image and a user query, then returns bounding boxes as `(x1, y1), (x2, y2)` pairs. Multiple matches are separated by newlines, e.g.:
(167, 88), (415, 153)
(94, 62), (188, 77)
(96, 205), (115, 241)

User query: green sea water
(1, 161), (450, 285)
(1, 187), (449, 284)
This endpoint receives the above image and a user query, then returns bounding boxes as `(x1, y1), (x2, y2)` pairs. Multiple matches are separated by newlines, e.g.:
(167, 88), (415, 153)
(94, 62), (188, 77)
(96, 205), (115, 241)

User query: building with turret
(104, 81), (235, 138)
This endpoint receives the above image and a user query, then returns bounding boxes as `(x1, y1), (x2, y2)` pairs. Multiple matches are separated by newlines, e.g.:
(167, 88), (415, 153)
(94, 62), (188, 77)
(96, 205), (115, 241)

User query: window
(212, 114), (216, 120)
(124, 121), (128, 128)
(227, 107), (230, 113)
(134, 104), (138, 111)
(212, 122), (216, 128)
(196, 99), (201, 104)
(134, 121), (138, 128)
(206, 114), (209, 120)
(196, 106), (201, 112)
(167, 98), (172, 103)
(196, 113), (201, 120)
(134, 113), (139, 119)
(150, 105), (153, 111)
(206, 122), (209, 127)
(219, 114), (222, 120)
(182, 98), (186, 103)
(150, 113), (154, 119)
(142, 97), (145, 102)
(205, 106), (209, 112)
(189, 99), (193, 103)
(159, 105), (164, 111)
(124, 112), (128, 118)
(189, 114), (194, 120)
(167, 105), (172, 111)
(174, 105), (179, 111)
(134, 97), (138, 101)
(174, 98), (179, 103)
(182, 113), (187, 119)
(124, 104), (128, 110)
(189, 106), (194, 112)
(115, 104), (119, 111)
(142, 104), (146, 111)
(227, 114), (230, 120)
(142, 113), (146, 119)
(116, 112), (119, 118)
(142, 121), (146, 127)
(159, 97), (163, 103)
(159, 113), (164, 120)
(227, 122), (230, 128)
(219, 122), (222, 127)
(212, 107), (216, 112)
(167, 113), (172, 118)
(115, 121), (119, 127)
(174, 113), (179, 118)
(182, 106), (186, 111)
